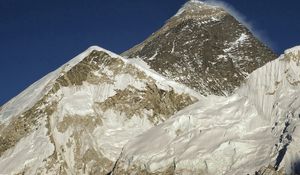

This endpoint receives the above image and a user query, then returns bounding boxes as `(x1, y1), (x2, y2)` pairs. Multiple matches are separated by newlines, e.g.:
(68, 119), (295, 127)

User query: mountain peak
(284, 45), (300, 56)
(113, 46), (300, 175)
(122, 1), (277, 96)
(0, 45), (198, 174)
(175, 0), (226, 19)
(0, 45), (119, 122)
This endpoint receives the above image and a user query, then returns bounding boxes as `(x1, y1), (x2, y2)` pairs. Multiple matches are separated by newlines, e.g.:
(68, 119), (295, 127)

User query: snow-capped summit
(284, 45), (300, 56)
(123, 0), (277, 96)
(0, 46), (198, 174)
(0, 1), (297, 175)
(0, 46), (114, 122)
(175, 0), (224, 17)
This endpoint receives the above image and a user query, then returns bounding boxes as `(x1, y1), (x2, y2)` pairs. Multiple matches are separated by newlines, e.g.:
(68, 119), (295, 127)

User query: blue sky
(0, 0), (299, 105)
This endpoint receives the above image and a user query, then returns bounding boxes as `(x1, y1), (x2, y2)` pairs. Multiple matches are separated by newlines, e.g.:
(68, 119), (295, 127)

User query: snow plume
(202, 0), (276, 52)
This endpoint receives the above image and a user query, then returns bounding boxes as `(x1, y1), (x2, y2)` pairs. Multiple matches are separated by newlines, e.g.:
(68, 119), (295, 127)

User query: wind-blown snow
(203, 0), (274, 48)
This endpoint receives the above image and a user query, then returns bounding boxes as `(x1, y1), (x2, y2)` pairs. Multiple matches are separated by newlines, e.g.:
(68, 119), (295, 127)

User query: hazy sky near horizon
(0, 0), (300, 105)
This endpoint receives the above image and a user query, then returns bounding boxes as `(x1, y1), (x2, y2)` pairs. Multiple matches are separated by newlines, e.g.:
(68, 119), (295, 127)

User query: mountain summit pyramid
(123, 0), (277, 96)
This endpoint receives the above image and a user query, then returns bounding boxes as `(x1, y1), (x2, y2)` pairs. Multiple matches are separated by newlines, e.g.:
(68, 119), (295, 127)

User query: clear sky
(0, 0), (299, 105)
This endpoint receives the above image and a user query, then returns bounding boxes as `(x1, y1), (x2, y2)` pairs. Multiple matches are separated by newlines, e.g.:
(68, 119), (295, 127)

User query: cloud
(202, 0), (276, 51)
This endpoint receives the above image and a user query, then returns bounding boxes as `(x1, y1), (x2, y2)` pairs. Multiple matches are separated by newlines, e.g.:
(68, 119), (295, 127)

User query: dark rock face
(123, 1), (277, 96)
(256, 165), (286, 175)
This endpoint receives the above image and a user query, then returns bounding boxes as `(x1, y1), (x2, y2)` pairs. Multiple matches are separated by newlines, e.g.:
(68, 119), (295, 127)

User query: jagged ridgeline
(123, 0), (277, 96)
(0, 47), (198, 174)
(113, 47), (300, 175)
(0, 0), (289, 175)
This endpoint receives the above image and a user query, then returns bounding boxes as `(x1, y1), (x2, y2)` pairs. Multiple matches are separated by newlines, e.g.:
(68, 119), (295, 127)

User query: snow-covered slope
(113, 46), (300, 175)
(0, 1), (296, 174)
(0, 46), (100, 122)
(0, 46), (198, 175)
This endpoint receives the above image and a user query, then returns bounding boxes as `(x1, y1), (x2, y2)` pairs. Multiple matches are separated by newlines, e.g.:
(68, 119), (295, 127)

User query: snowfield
(0, 1), (292, 174)
(115, 46), (300, 175)
(0, 46), (199, 175)
(0, 45), (299, 175)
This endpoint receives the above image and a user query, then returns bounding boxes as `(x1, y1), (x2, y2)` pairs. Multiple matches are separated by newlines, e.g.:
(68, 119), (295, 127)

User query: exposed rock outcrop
(123, 0), (277, 96)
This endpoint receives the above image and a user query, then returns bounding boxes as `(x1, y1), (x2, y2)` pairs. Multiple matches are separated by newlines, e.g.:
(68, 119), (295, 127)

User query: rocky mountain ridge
(123, 0), (277, 96)
(0, 46), (198, 174)
(113, 46), (300, 175)
(0, 1), (295, 175)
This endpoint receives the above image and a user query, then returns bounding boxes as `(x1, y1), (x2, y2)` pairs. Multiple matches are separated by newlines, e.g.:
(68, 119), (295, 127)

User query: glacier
(113, 46), (300, 175)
